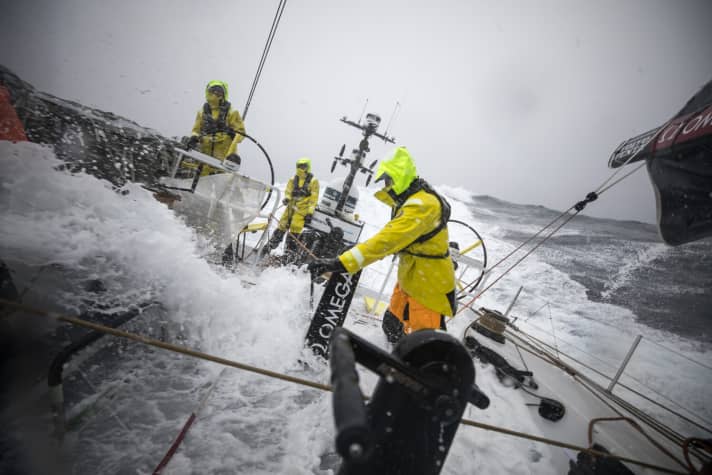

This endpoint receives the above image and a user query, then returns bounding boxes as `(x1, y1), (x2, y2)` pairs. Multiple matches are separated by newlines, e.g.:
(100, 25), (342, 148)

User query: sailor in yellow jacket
(308, 147), (456, 342)
(186, 80), (246, 174)
(262, 157), (320, 263)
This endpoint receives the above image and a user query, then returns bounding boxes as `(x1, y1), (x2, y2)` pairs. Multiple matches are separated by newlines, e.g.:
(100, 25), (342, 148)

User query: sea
(469, 194), (712, 345)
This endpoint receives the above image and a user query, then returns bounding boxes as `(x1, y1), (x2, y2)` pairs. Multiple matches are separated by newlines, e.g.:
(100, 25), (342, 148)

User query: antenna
(383, 101), (401, 137)
(331, 111), (396, 212)
(357, 98), (369, 125)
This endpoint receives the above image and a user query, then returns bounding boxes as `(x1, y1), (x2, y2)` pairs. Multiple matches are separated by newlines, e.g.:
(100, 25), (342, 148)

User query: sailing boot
(382, 310), (404, 344)
(282, 233), (299, 266)
(261, 229), (285, 258)
(222, 242), (235, 267)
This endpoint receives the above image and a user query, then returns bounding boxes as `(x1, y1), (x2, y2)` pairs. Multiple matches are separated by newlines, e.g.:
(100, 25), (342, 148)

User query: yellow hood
(374, 147), (417, 195)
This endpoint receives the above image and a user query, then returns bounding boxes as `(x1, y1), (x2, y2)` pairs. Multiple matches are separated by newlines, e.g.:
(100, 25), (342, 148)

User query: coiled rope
(1, 298), (692, 474)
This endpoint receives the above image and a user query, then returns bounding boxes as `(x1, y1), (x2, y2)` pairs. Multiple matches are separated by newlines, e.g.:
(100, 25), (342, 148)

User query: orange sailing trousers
(388, 284), (446, 334)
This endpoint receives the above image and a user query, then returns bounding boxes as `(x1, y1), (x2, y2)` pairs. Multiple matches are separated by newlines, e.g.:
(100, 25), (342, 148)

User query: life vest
(391, 178), (452, 259)
(201, 101), (235, 138)
(290, 173), (314, 199)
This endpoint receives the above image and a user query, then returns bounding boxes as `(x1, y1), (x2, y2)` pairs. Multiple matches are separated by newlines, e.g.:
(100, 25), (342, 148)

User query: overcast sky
(2, 0), (711, 223)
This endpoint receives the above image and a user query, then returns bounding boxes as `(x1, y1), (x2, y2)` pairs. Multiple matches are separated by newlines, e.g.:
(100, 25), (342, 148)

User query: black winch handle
(330, 328), (372, 463)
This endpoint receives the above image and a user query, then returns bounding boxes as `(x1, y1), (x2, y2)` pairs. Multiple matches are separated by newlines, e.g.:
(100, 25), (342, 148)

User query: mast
(332, 113), (395, 213)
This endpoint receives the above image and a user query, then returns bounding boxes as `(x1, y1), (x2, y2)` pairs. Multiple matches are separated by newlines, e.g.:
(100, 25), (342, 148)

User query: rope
(507, 326), (712, 435)
(579, 371), (690, 449)
(264, 208), (320, 262)
(576, 375), (694, 464)
(458, 418), (685, 474)
(612, 375), (712, 436)
(0, 299), (331, 393)
(453, 211), (579, 319)
(261, 197), (334, 267)
(473, 204), (575, 278)
(597, 162), (647, 194)
(454, 145), (650, 308)
(243, 0), (288, 120)
(516, 342), (692, 470)
(1, 298), (687, 474)
(519, 291), (689, 367)
(1, 263), (49, 320)
(514, 321), (712, 433)
(589, 417), (689, 471)
(453, 156), (648, 316)
(513, 340), (529, 372)
(511, 328), (591, 376)
(645, 338), (712, 373)
(524, 301), (549, 322)
(286, 230), (318, 261)
(509, 329), (669, 427)
(505, 323), (712, 467)
(578, 372), (711, 466)
(516, 318), (621, 372)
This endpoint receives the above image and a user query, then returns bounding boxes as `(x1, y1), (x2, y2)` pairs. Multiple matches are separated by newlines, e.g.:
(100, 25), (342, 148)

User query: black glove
(282, 197), (290, 206)
(303, 214), (313, 226)
(186, 135), (199, 150)
(308, 257), (346, 277)
(226, 154), (241, 165)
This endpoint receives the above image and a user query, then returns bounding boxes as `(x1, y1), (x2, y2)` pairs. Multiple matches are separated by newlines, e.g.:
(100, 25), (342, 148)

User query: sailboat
(1, 62), (711, 474)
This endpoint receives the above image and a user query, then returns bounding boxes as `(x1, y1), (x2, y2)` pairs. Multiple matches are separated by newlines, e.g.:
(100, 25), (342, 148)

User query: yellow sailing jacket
(279, 163), (319, 233)
(190, 104), (245, 160)
(340, 183), (456, 316)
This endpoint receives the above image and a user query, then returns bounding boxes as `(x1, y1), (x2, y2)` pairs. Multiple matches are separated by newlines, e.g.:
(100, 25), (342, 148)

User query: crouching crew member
(263, 157), (320, 264)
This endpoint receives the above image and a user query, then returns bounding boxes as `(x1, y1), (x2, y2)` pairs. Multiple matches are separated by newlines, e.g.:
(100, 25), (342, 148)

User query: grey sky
(2, 0), (711, 223)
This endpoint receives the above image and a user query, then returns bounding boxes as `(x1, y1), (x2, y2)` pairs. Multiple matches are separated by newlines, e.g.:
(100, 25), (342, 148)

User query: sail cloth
(609, 79), (712, 246)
